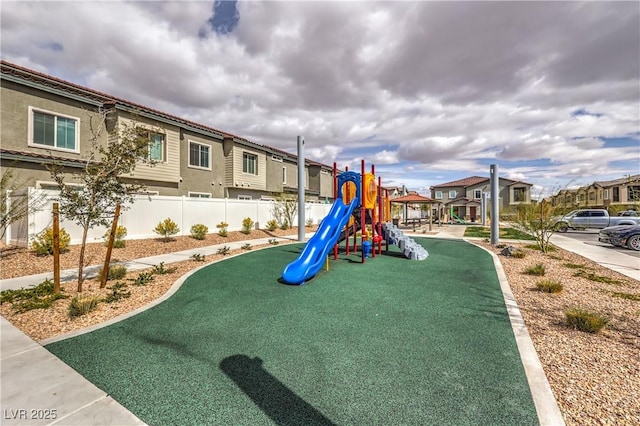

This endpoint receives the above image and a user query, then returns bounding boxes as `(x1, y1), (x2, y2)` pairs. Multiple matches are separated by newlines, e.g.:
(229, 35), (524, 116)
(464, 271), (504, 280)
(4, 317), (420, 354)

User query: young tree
(514, 200), (557, 254)
(271, 194), (298, 229)
(49, 111), (156, 291)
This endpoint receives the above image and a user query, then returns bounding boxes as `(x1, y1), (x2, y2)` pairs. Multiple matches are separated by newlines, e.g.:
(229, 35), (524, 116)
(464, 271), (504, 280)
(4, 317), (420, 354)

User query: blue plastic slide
(281, 196), (360, 285)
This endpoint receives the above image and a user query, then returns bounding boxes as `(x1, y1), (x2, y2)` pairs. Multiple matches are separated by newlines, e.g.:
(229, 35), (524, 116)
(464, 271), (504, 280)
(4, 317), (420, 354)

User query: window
(243, 152), (257, 174)
(613, 187), (620, 202)
(513, 187), (526, 202)
(29, 107), (79, 152)
(188, 141), (211, 170)
(473, 189), (482, 199)
(448, 190), (457, 199)
(188, 192), (211, 198)
(628, 186), (640, 201)
(589, 192), (595, 201)
(238, 195), (252, 200)
(435, 191), (443, 199)
(271, 155), (283, 162)
(604, 189), (609, 200)
(148, 133), (165, 162)
(590, 211), (606, 217)
(282, 166), (287, 184)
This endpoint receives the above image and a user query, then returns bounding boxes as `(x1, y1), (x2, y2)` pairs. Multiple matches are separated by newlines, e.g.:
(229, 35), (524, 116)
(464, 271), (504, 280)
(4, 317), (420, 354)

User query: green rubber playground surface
(45, 238), (538, 425)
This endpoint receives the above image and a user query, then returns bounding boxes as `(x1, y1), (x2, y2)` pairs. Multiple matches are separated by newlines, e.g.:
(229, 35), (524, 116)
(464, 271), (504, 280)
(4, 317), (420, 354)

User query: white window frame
(243, 152), (258, 175)
(435, 191), (443, 199)
(147, 132), (166, 163)
(188, 140), (212, 170)
(271, 155), (283, 162)
(448, 190), (457, 199)
(474, 189), (482, 199)
(35, 180), (84, 191)
(282, 166), (287, 184)
(188, 192), (211, 198)
(28, 106), (80, 153)
(603, 189), (609, 200)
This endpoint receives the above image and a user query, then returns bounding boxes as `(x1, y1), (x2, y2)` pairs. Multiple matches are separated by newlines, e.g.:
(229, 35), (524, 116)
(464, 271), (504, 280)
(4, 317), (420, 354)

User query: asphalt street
(559, 229), (640, 259)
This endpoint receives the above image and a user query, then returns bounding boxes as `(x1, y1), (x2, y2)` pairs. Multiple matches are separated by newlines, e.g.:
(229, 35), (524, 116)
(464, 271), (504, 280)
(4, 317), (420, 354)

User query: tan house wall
(1, 80), (106, 158)
(180, 131), (225, 198)
(116, 115), (180, 184)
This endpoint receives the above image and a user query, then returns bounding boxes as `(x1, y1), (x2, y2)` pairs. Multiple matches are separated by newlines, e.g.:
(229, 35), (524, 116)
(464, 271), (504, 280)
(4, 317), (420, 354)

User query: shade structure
(390, 194), (436, 230)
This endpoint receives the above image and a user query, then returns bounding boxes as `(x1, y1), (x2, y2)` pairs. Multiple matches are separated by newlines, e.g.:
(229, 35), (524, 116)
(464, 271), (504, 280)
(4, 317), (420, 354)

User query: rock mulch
(473, 241), (639, 426)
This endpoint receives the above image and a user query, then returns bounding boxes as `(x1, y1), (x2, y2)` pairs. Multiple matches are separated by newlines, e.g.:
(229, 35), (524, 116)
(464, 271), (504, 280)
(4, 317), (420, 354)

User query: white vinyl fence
(6, 188), (331, 247)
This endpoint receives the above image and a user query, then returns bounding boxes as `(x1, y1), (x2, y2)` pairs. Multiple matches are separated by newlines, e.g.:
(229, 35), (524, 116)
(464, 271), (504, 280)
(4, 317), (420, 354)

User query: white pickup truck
(554, 209), (640, 232)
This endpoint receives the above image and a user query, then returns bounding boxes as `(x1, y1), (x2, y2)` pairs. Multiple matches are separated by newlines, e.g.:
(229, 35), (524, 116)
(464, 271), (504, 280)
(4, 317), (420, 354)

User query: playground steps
(383, 223), (429, 261)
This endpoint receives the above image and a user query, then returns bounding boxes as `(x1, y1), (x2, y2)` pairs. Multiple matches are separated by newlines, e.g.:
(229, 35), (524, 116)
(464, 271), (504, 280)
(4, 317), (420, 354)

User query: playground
(45, 238), (539, 425)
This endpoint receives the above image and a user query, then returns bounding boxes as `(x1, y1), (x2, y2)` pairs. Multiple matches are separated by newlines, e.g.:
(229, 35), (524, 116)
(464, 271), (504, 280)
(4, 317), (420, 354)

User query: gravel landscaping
(1, 230), (638, 425)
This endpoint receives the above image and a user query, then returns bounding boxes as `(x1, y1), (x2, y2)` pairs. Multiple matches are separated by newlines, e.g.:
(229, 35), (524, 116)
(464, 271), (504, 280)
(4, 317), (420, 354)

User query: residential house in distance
(549, 174), (640, 211)
(430, 176), (532, 222)
(0, 60), (334, 203)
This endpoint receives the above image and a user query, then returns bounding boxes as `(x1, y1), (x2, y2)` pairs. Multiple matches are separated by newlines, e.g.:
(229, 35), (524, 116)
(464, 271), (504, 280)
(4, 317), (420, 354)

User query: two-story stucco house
(550, 174), (640, 211)
(430, 176), (532, 222)
(0, 60), (334, 202)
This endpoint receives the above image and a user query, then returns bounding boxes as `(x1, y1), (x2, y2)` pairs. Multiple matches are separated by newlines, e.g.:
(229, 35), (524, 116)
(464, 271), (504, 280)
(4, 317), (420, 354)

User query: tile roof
(0, 148), (90, 167)
(432, 176), (488, 188)
(594, 174), (640, 187)
(1, 60), (333, 171)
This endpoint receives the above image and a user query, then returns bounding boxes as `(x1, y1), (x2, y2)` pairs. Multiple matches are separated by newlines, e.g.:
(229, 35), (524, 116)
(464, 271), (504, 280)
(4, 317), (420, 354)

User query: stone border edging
(470, 240), (566, 426)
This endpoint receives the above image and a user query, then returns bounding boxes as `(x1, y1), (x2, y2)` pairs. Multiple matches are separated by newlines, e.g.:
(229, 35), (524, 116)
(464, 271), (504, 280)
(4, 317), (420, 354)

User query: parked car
(618, 210), (638, 216)
(598, 224), (640, 251)
(553, 209), (640, 232)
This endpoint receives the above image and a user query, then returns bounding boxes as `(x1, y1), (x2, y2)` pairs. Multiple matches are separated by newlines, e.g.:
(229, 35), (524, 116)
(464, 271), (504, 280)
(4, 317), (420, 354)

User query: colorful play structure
(281, 160), (428, 285)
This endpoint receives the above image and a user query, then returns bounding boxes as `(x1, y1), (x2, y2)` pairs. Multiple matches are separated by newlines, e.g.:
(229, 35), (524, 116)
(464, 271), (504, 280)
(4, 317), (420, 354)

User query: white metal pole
(297, 136), (305, 242)
(490, 164), (499, 245)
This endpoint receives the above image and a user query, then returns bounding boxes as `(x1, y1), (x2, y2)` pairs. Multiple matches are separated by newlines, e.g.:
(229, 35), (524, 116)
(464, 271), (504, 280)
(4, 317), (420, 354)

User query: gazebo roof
(390, 194), (434, 203)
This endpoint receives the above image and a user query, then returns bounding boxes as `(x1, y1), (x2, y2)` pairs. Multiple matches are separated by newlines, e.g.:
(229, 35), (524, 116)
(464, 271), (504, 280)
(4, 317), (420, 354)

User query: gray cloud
(1, 1), (638, 195)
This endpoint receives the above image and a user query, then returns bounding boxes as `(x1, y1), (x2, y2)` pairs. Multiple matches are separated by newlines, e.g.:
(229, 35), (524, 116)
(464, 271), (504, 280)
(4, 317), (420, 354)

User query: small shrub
(217, 246), (231, 255)
(241, 217), (254, 234)
(104, 282), (131, 303)
(305, 217), (314, 227)
(266, 219), (278, 231)
(574, 270), (623, 285)
(130, 271), (154, 286)
(280, 221), (290, 230)
(191, 253), (206, 262)
(103, 225), (127, 248)
(563, 262), (587, 269)
(524, 243), (556, 252)
(565, 308), (608, 333)
(190, 224), (209, 240)
(610, 292), (640, 301)
(524, 263), (546, 276)
(268, 238), (279, 245)
(1, 279), (68, 313)
(510, 250), (526, 259)
(154, 218), (180, 241)
(98, 264), (128, 282)
(151, 262), (177, 275)
(536, 279), (563, 293)
(69, 295), (100, 317)
(216, 221), (229, 237)
(30, 227), (71, 255)
(241, 243), (252, 250)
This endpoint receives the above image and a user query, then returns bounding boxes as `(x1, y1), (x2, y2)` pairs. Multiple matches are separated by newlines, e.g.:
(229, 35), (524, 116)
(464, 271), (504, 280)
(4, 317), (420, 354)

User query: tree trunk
(77, 223), (90, 292)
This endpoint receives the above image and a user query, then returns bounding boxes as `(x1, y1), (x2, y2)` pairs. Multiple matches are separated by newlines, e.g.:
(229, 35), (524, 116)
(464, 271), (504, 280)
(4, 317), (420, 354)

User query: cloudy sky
(2, 1), (638, 198)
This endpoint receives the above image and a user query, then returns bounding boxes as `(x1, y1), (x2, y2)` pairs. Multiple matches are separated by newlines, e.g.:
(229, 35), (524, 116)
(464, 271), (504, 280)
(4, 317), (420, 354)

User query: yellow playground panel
(363, 173), (377, 210)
